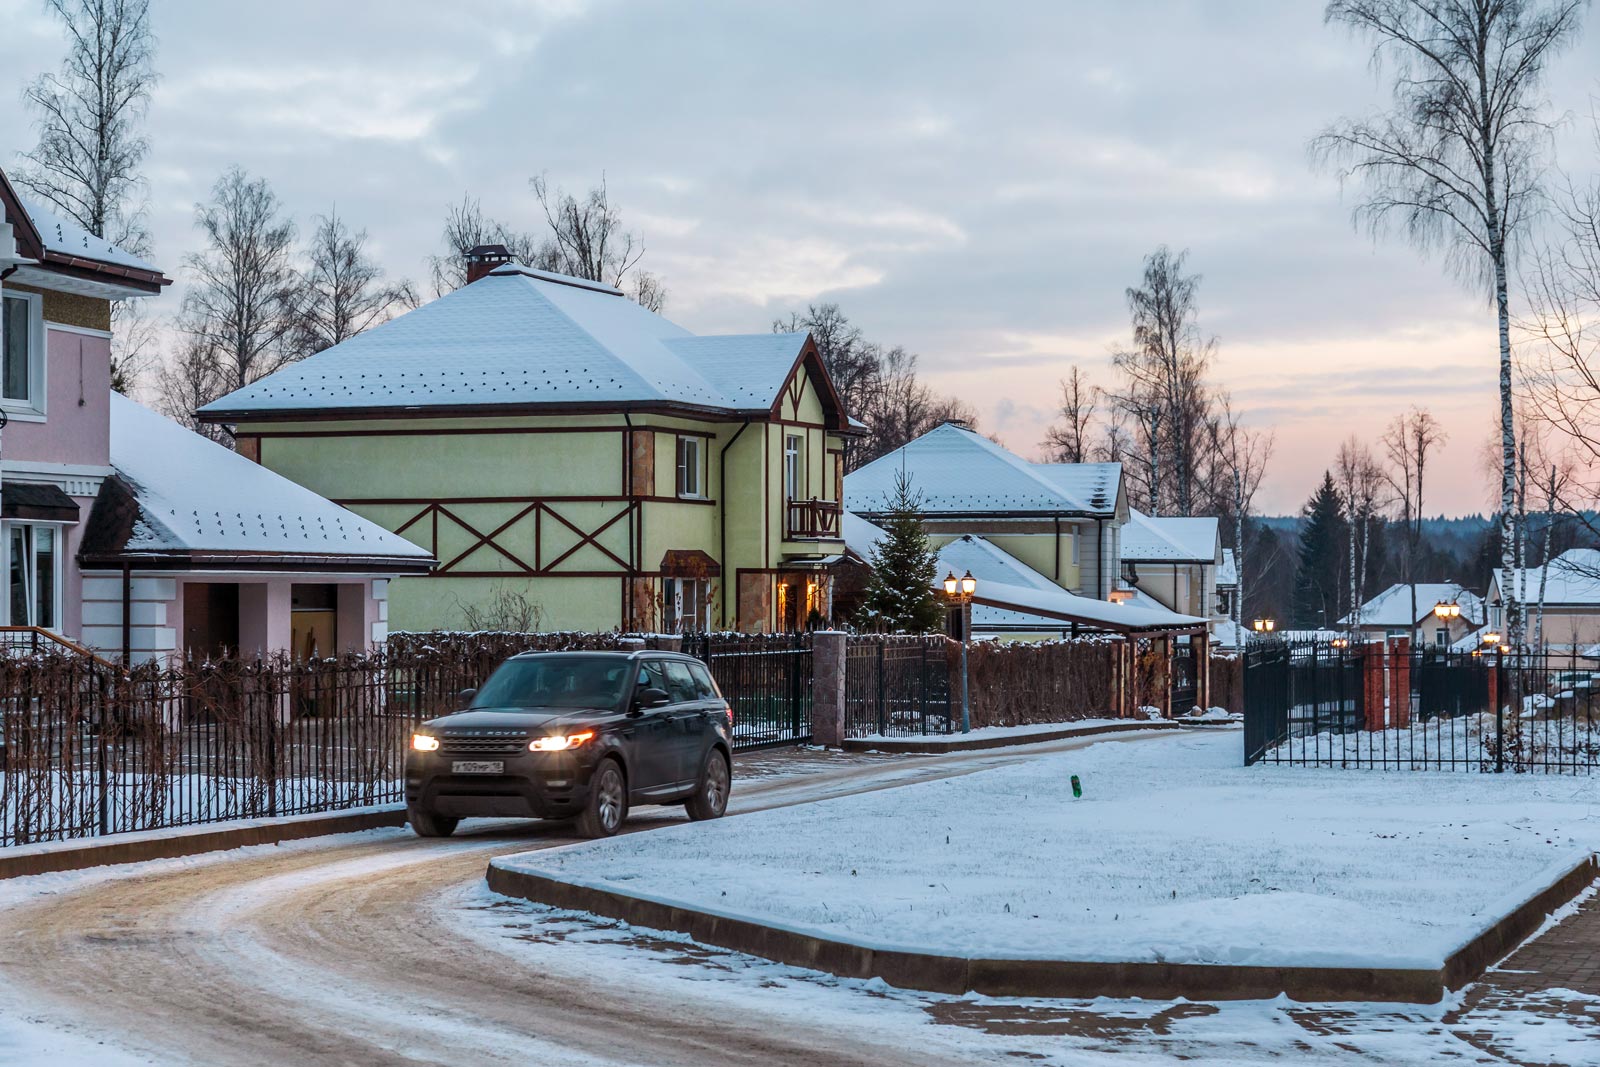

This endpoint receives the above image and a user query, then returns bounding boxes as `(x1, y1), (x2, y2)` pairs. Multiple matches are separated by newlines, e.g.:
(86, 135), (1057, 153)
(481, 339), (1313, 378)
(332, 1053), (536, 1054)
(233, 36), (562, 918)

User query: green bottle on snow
(1070, 774), (1082, 798)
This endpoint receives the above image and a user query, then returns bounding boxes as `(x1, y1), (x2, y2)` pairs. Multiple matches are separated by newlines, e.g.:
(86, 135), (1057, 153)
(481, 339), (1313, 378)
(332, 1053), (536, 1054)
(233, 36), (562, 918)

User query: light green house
(198, 250), (852, 633)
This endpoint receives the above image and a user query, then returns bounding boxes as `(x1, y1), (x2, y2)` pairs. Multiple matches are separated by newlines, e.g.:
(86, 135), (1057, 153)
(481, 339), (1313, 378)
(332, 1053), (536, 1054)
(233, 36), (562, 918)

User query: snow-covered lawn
(496, 731), (1600, 969)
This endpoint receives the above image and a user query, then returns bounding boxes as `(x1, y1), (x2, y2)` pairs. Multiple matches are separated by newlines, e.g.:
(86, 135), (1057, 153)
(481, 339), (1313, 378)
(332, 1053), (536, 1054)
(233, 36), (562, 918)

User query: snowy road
(0, 731), (1180, 1066)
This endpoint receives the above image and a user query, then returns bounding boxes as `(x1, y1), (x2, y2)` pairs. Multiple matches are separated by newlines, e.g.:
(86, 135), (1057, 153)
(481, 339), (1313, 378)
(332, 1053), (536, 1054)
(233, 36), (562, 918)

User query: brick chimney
(464, 243), (514, 284)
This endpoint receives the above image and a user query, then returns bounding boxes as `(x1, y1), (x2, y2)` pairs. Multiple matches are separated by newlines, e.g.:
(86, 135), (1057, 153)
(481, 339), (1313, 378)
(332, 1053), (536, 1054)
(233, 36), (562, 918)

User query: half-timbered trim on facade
(198, 262), (854, 634)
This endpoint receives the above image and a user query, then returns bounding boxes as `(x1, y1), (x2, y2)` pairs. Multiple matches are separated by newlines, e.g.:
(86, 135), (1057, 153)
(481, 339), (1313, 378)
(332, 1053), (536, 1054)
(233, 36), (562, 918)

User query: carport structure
(936, 534), (1212, 717)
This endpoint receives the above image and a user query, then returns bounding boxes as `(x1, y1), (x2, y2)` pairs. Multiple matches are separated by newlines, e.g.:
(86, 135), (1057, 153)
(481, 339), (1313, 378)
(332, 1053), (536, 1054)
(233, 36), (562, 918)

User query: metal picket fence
(842, 637), (952, 738)
(1244, 638), (1599, 773)
(685, 634), (813, 750)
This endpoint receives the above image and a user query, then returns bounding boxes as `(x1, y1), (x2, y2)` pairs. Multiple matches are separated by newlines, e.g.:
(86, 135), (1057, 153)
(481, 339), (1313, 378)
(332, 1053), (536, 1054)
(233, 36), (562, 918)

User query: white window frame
(675, 435), (703, 498)
(0, 288), (46, 418)
(784, 433), (803, 501)
(3, 520), (64, 631)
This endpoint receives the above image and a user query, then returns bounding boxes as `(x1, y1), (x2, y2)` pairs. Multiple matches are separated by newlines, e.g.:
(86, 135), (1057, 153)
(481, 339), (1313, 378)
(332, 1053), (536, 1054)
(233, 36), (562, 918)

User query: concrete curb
(840, 719), (1180, 754)
(0, 805), (407, 879)
(486, 852), (1599, 1004)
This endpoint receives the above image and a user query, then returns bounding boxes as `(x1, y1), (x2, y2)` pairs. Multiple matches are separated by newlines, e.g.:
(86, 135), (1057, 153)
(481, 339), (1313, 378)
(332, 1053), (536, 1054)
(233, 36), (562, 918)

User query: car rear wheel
(407, 805), (459, 838)
(577, 758), (628, 838)
(685, 748), (730, 821)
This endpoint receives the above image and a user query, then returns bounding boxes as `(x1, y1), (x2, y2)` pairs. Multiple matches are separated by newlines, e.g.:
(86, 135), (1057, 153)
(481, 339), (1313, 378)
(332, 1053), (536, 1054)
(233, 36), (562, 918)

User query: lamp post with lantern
(943, 570), (977, 734)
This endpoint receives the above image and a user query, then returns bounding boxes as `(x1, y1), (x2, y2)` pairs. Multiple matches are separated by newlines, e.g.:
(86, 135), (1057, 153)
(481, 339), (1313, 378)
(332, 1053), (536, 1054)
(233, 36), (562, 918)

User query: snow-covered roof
(1490, 549), (1600, 607)
(1120, 509), (1220, 564)
(841, 511), (886, 561)
(1449, 625), (1492, 653)
(844, 423), (1121, 516)
(1339, 583), (1484, 628)
(82, 394), (432, 569)
(18, 195), (160, 273)
(1217, 549), (1237, 588)
(937, 535), (1206, 633)
(1211, 618), (1245, 650)
(197, 265), (829, 420)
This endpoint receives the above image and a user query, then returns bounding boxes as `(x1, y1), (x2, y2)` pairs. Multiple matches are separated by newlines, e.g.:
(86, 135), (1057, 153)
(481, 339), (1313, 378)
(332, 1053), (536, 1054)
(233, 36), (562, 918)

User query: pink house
(1, 166), (432, 661)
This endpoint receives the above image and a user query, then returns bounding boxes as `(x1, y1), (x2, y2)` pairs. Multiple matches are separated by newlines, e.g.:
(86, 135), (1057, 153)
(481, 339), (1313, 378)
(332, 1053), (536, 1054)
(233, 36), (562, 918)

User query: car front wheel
(407, 806), (459, 838)
(577, 757), (628, 838)
(685, 748), (730, 821)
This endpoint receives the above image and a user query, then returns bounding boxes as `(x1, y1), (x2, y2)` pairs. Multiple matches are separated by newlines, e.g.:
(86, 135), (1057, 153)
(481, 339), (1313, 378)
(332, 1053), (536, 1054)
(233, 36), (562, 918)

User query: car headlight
(529, 730), (595, 752)
(411, 733), (440, 752)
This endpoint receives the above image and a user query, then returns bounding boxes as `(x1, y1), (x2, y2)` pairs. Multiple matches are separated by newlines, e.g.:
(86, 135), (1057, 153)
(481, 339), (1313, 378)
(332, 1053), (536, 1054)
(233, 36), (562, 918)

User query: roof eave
(194, 396), (840, 426)
(80, 550), (435, 574)
(37, 250), (170, 291)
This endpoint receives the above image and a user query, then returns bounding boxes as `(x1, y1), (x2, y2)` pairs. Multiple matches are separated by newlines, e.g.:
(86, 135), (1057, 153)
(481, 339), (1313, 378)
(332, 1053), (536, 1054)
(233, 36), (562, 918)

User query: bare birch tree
(1313, 0), (1587, 647)
(294, 208), (416, 358)
(161, 168), (300, 431)
(1110, 246), (1216, 516)
(428, 195), (542, 295)
(1206, 394), (1274, 635)
(1041, 366), (1097, 463)
(16, 0), (157, 393)
(16, 0), (155, 253)
(1381, 407), (1447, 641)
(530, 174), (666, 311)
(155, 334), (226, 440)
(1336, 437), (1389, 633)
(1519, 114), (1600, 573)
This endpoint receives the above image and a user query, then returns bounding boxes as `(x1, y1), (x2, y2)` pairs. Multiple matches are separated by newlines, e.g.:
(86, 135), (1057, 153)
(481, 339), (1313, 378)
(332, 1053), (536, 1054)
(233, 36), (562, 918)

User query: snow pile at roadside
(848, 719), (1144, 745)
(495, 732), (1600, 969)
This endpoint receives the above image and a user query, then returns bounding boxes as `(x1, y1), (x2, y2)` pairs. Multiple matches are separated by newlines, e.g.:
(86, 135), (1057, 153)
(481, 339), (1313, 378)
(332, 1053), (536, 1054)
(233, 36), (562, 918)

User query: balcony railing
(787, 498), (842, 540)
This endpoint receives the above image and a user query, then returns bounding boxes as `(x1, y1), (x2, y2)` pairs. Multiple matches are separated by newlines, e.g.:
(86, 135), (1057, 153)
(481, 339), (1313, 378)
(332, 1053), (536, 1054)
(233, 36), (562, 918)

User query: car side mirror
(457, 688), (477, 708)
(633, 686), (671, 711)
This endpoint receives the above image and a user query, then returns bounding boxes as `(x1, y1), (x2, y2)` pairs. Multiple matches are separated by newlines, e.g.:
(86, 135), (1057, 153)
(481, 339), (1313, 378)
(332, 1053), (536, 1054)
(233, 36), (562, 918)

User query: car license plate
(452, 760), (504, 775)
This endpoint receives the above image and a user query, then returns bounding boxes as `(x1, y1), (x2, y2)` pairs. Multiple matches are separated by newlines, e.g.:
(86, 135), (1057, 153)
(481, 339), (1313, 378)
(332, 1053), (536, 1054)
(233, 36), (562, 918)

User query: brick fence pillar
(1363, 640), (1387, 732)
(811, 630), (848, 747)
(1388, 636), (1411, 729)
(619, 637), (646, 652)
(654, 636), (683, 653)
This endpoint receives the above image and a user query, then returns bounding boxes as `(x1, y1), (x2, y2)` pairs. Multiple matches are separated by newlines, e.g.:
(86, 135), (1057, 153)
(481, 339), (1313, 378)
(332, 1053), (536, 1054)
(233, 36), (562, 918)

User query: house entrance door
(183, 582), (240, 659)
(290, 583), (338, 660)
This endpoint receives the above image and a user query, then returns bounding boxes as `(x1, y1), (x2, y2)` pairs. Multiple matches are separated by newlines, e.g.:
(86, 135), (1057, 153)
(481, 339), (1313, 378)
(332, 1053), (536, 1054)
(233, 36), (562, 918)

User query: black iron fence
(2, 632), (825, 847)
(1244, 638), (1599, 773)
(843, 637), (952, 738)
(1, 653), (414, 847)
(686, 633), (813, 750)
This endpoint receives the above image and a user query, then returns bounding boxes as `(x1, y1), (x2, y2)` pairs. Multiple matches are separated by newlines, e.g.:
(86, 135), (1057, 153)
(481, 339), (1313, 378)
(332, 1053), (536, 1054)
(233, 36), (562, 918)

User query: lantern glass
(943, 572), (957, 597)
(960, 572), (976, 596)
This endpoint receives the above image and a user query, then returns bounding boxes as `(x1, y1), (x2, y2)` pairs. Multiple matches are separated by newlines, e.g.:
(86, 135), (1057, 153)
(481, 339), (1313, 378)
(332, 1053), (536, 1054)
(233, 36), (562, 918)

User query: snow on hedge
(495, 731), (1599, 969)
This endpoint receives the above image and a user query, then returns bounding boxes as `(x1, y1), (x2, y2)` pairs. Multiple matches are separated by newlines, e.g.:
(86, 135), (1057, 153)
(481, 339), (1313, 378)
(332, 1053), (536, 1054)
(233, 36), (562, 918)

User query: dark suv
(405, 651), (733, 838)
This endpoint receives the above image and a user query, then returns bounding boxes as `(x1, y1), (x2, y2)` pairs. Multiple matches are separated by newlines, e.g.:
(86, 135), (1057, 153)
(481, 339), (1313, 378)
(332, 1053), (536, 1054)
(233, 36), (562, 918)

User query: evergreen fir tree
(1291, 471), (1348, 630)
(861, 471), (945, 634)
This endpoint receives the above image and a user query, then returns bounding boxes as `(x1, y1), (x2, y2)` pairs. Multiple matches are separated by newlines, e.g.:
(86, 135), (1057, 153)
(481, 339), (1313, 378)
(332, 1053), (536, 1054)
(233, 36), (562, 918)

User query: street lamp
(1481, 630), (1501, 646)
(943, 570), (977, 735)
(1433, 600), (1461, 620)
(1251, 617), (1276, 633)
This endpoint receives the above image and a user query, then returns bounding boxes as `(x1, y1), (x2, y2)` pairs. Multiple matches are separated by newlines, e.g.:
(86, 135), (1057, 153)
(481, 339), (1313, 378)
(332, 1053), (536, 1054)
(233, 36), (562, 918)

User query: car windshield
(471, 654), (633, 711)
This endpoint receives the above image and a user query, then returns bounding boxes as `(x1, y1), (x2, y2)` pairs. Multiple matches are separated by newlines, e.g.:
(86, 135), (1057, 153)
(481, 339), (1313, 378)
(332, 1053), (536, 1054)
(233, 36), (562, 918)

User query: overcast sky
(2, 0), (1596, 516)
